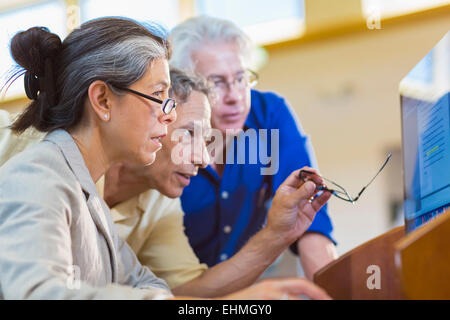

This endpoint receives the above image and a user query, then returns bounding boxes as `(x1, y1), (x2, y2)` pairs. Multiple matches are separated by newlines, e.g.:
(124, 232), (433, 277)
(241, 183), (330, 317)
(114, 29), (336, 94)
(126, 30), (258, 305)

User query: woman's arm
(0, 151), (171, 300)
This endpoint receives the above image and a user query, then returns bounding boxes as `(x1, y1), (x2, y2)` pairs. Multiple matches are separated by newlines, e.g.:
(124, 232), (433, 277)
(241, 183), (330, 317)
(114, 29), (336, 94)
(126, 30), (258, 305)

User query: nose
(192, 137), (210, 169)
(158, 108), (177, 125)
(223, 82), (242, 104)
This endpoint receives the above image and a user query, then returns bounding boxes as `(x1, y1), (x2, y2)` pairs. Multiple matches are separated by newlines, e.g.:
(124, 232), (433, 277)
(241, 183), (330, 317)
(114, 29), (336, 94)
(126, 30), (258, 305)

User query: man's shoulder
(0, 140), (79, 214)
(111, 188), (183, 238)
(248, 89), (292, 129)
(251, 89), (287, 110)
(122, 189), (184, 224)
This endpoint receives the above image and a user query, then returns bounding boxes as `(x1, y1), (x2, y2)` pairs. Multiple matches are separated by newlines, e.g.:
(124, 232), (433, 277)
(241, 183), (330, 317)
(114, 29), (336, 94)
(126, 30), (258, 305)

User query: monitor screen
(400, 31), (450, 233)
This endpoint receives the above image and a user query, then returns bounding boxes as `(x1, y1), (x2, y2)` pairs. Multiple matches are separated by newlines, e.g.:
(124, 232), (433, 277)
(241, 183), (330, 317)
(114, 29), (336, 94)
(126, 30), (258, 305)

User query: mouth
(150, 134), (166, 148)
(222, 112), (242, 122)
(175, 171), (197, 186)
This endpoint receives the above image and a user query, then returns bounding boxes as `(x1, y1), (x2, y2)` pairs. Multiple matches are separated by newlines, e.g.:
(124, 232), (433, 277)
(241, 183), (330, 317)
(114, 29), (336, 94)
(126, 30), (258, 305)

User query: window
(80, 0), (180, 31)
(0, 0), (66, 100)
(362, 0), (450, 19)
(400, 32), (449, 101)
(405, 50), (434, 85)
(195, 0), (305, 45)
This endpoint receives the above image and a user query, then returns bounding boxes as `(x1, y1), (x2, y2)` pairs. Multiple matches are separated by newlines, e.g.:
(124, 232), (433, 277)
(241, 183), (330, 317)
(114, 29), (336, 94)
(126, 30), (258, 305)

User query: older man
(170, 16), (338, 279)
(103, 69), (331, 298)
(0, 69), (330, 299)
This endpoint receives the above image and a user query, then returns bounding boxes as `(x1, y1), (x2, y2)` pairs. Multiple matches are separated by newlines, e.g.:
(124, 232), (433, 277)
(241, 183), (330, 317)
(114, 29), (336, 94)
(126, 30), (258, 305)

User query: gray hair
(169, 68), (210, 104)
(169, 15), (253, 72)
(9, 17), (171, 132)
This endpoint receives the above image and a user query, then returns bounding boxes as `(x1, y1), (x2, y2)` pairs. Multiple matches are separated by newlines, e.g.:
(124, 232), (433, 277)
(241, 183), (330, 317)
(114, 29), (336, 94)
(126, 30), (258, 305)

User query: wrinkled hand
(221, 278), (331, 300)
(266, 167), (332, 244)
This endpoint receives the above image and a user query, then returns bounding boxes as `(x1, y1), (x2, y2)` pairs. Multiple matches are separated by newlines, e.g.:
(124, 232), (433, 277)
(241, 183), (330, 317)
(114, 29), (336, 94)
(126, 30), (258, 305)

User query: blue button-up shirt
(181, 90), (335, 267)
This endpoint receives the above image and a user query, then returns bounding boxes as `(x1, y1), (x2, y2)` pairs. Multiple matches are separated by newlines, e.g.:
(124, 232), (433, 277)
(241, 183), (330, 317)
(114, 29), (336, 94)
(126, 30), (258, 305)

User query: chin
(162, 186), (183, 199)
(222, 123), (244, 134)
(141, 152), (157, 166)
(220, 119), (246, 131)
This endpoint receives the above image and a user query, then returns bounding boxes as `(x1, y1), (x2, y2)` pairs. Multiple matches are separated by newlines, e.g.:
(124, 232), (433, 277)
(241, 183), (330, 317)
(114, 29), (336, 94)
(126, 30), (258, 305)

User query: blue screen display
(402, 92), (450, 233)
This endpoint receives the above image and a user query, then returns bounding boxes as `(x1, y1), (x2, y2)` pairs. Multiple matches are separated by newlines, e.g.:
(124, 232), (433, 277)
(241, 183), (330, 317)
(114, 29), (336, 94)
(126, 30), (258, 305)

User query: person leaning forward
(0, 23), (331, 299)
(103, 69), (332, 298)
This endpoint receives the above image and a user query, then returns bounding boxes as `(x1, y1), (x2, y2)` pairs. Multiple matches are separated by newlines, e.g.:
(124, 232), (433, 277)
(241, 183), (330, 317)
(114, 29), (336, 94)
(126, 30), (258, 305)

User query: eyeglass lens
(163, 99), (176, 114)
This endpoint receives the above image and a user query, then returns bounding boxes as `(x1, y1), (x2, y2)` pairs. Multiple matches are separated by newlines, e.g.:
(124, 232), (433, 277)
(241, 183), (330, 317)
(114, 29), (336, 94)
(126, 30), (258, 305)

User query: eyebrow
(152, 81), (170, 89)
(208, 70), (245, 79)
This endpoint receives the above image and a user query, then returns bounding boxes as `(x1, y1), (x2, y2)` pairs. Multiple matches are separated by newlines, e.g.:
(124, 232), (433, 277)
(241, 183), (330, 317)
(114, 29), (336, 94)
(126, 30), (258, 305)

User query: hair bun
(10, 27), (62, 104)
(10, 26), (62, 76)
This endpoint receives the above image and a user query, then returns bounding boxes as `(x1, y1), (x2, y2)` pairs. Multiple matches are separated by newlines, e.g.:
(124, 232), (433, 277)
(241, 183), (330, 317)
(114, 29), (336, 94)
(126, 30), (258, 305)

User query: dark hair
(7, 17), (171, 133)
(169, 68), (210, 104)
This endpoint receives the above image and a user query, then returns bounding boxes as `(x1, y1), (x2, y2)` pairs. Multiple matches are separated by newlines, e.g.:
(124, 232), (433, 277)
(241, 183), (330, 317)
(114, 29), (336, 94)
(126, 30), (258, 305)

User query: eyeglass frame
(111, 85), (177, 115)
(207, 69), (259, 93)
(298, 153), (392, 203)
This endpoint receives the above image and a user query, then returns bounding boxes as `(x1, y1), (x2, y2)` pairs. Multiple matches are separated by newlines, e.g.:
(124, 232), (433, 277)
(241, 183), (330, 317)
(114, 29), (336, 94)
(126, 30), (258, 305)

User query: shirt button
(223, 225), (232, 234)
(220, 253), (228, 261)
(221, 191), (229, 199)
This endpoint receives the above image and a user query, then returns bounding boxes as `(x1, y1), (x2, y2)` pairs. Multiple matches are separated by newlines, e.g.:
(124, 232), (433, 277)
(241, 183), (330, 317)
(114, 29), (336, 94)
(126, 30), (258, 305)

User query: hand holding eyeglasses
(265, 167), (332, 244)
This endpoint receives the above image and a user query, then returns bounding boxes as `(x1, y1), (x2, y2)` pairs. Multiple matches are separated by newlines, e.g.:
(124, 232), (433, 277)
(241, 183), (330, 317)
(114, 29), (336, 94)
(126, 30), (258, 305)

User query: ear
(87, 80), (115, 122)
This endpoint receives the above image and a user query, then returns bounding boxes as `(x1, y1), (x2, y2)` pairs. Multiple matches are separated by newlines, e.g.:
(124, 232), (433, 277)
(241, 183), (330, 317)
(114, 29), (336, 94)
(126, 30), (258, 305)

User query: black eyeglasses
(113, 86), (177, 115)
(299, 153), (392, 203)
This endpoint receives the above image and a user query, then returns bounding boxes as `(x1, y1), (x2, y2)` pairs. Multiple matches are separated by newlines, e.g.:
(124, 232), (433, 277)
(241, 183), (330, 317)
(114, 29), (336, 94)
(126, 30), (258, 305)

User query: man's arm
(297, 232), (338, 280)
(172, 225), (286, 297)
(130, 195), (290, 298)
(174, 169), (331, 297)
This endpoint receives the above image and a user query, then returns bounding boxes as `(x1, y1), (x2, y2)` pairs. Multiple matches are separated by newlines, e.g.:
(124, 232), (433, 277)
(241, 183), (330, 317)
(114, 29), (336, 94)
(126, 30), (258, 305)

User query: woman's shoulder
(1, 138), (61, 168)
(0, 139), (78, 195)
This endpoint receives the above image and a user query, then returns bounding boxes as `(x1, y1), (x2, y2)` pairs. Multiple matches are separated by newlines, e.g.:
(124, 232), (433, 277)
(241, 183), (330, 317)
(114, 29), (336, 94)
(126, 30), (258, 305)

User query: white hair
(169, 15), (254, 72)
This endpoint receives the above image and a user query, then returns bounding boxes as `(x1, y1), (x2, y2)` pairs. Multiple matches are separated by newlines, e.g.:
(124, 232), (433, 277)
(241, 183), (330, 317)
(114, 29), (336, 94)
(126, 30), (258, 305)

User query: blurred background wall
(1, 0), (449, 276)
(259, 6), (450, 254)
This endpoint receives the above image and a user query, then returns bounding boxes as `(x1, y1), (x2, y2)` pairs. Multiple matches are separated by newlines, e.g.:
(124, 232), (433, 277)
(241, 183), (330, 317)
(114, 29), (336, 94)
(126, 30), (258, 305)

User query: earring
(104, 114), (109, 120)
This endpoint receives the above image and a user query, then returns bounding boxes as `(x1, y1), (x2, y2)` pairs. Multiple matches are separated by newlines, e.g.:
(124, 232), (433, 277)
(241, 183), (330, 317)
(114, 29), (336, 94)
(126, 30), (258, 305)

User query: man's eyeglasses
(207, 69), (259, 94)
(113, 86), (177, 115)
(299, 153), (392, 203)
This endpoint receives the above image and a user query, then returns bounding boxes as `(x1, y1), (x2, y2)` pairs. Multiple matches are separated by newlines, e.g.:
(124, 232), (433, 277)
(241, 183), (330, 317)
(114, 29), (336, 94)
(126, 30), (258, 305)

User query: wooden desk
(314, 226), (404, 299)
(314, 210), (450, 299)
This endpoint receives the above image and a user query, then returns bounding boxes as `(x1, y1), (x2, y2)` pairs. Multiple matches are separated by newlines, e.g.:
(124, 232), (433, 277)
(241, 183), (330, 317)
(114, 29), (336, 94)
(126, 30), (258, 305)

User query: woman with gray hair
(0, 17), (177, 299)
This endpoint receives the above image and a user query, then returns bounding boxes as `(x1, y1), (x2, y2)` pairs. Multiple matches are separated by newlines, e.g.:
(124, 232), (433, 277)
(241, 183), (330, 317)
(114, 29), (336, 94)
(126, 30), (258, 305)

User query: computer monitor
(400, 31), (450, 233)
